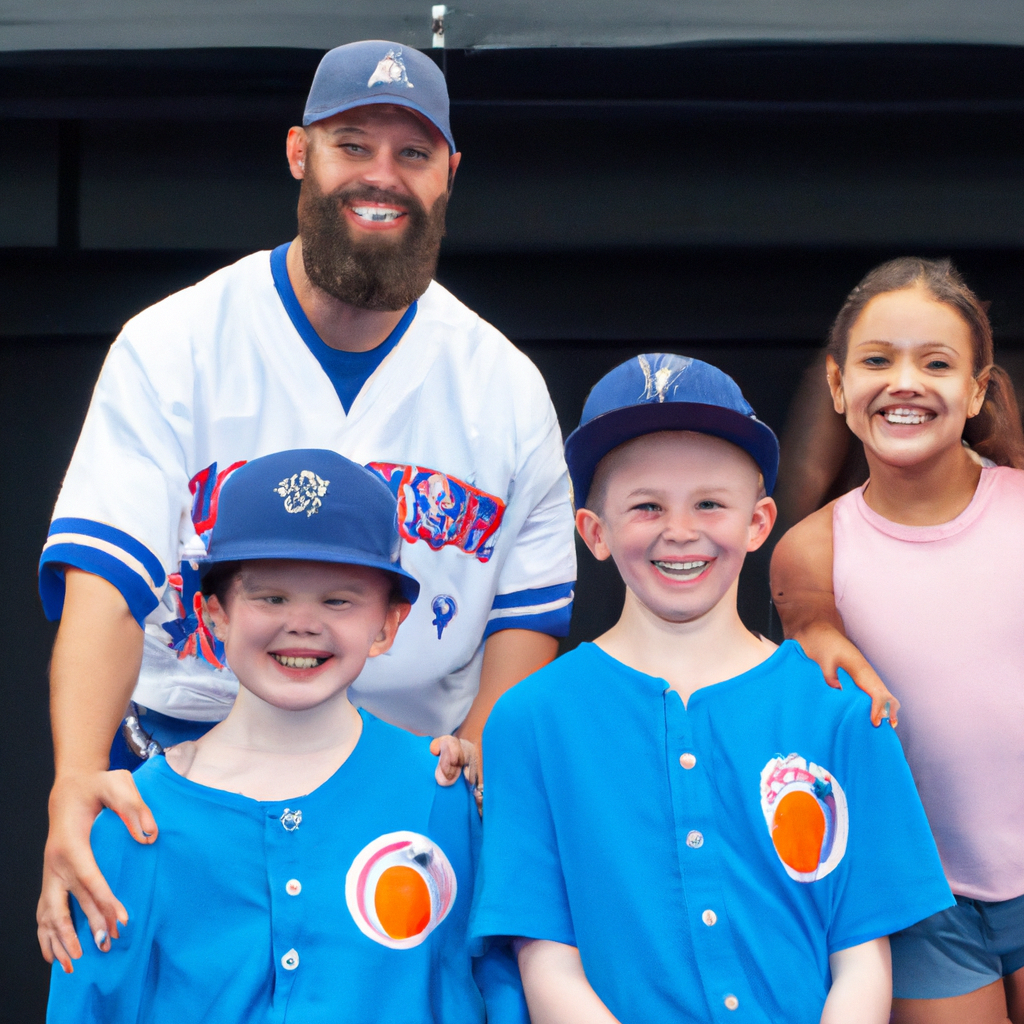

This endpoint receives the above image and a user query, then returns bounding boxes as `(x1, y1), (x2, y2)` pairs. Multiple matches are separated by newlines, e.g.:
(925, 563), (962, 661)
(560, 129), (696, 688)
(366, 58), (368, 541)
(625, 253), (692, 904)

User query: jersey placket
(664, 690), (767, 1022)
(265, 800), (309, 1018)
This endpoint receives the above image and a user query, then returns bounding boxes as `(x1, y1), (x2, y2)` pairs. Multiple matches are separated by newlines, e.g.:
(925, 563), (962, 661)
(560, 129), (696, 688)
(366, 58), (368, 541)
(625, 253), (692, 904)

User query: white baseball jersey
(40, 250), (576, 737)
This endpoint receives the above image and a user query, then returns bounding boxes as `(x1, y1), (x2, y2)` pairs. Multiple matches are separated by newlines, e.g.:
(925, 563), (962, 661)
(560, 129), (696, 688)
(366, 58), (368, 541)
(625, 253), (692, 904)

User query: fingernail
(141, 830), (153, 839)
(94, 930), (108, 950)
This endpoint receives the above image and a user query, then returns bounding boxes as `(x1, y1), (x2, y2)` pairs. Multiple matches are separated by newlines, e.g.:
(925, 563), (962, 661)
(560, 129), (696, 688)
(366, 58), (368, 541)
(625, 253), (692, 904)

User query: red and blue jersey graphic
(162, 460), (246, 668)
(367, 463), (505, 563)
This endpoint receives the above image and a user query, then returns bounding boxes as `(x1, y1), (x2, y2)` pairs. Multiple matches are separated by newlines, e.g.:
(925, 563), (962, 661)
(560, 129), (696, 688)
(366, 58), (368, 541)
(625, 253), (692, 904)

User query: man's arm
(820, 938), (891, 1024)
(770, 504), (898, 727)
(517, 939), (622, 1024)
(432, 629), (557, 793)
(38, 568), (157, 973)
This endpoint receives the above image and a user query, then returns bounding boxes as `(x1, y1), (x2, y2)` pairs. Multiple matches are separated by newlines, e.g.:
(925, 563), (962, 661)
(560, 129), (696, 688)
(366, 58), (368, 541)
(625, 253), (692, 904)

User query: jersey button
(281, 948), (299, 971)
(686, 830), (704, 849)
(286, 879), (302, 896)
(701, 909), (717, 926)
(724, 995), (739, 1011)
(679, 753), (697, 769)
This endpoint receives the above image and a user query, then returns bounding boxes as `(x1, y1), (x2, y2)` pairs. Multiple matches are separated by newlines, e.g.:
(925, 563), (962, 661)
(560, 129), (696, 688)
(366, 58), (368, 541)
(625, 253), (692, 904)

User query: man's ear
(575, 507), (612, 562)
(447, 150), (462, 193)
(286, 126), (308, 180)
(747, 496), (778, 553)
(369, 601), (411, 658)
(826, 355), (846, 416)
(205, 594), (229, 641)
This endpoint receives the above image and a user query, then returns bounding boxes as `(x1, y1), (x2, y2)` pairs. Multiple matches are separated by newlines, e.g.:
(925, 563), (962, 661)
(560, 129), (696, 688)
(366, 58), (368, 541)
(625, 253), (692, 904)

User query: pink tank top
(833, 466), (1024, 901)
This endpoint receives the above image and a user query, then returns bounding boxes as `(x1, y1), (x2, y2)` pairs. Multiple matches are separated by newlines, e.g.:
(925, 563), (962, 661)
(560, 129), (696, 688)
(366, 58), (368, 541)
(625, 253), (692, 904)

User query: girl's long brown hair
(828, 256), (1024, 470)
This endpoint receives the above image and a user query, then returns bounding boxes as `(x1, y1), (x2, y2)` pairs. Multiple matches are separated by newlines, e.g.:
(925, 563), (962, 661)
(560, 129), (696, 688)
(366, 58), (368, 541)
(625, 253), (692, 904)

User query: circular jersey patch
(345, 831), (457, 949)
(760, 754), (848, 882)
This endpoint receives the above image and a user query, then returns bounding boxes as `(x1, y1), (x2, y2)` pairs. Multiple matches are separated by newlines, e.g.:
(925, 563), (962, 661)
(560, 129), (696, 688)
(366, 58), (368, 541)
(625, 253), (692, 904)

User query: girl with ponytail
(772, 257), (1024, 1023)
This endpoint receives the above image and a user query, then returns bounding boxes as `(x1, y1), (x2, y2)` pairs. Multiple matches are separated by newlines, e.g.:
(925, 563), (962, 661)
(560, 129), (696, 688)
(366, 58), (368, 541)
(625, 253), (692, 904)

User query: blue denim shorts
(891, 892), (1024, 999)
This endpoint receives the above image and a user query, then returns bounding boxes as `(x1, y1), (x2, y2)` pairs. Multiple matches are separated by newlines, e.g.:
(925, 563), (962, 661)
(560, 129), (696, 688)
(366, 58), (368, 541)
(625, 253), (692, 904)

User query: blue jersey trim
(485, 583), (575, 639)
(490, 582), (575, 610)
(39, 544), (161, 627)
(47, 518), (166, 586)
(269, 243), (416, 413)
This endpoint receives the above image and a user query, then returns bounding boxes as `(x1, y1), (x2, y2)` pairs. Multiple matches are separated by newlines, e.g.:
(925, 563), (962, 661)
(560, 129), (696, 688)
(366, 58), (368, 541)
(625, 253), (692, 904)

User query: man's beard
(297, 175), (447, 312)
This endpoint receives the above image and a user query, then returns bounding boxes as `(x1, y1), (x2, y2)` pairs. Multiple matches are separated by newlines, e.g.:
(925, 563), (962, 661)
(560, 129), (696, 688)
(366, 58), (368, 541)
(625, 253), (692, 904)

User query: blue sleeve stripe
(48, 518), (166, 588)
(39, 542), (163, 628)
(483, 600), (573, 640)
(490, 581), (575, 611)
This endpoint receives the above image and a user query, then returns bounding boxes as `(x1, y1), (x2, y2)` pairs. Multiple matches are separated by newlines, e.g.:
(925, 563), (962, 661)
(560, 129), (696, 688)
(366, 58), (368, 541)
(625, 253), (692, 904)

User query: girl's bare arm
(771, 503), (899, 727)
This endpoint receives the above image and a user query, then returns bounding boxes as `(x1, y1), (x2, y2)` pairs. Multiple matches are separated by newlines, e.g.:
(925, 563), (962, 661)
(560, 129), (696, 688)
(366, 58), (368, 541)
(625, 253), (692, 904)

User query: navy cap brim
(565, 401), (779, 508)
(198, 541), (420, 605)
(302, 95), (456, 152)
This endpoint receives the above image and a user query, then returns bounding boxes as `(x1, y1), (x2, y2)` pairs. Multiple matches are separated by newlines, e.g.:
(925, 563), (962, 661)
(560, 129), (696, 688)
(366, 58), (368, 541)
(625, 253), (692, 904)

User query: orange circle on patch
(771, 790), (826, 874)
(374, 865), (432, 940)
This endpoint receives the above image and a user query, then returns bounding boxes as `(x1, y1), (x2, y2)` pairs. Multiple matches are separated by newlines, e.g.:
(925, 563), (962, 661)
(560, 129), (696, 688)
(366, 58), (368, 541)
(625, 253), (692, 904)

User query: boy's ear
(825, 355), (846, 416)
(575, 507), (612, 562)
(369, 601), (411, 658)
(746, 496), (778, 553)
(205, 594), (229, 640)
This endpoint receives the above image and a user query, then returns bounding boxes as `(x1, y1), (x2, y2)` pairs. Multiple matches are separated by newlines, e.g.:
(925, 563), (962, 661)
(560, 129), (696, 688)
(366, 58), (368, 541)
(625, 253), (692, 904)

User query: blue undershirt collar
(270, 242), (417, 414)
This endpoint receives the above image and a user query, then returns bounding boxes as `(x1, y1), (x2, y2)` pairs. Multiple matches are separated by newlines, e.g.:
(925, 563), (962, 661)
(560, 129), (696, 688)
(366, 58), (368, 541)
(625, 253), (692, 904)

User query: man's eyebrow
(322, 124), (368, 138)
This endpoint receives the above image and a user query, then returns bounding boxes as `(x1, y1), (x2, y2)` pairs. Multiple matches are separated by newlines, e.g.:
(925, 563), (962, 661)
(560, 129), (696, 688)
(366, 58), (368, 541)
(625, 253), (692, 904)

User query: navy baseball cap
(564, 353), (780, 507)
(200, 449), (419, 604)
(303, 41), (455, 152)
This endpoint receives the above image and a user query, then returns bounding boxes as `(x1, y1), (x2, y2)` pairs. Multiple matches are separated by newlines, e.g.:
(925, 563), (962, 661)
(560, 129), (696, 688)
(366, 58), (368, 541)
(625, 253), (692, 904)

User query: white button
(286, 879), (302, 896)
(686, 830), (704, 849)
(281, 948), (299, 971)
(702, 909), (717, 927)
(679, 753), (697, 769)
(724, 995), (739, 1011)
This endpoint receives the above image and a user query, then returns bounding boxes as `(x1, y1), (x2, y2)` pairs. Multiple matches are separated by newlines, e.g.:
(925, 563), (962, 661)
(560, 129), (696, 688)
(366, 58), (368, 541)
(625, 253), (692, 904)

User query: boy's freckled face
(581, 432), (774, 625)
(206, 560), (403, 712)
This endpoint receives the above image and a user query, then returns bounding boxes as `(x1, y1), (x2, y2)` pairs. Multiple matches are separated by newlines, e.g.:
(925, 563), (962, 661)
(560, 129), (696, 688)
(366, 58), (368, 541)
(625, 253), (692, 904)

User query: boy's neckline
(158, 706), (373, 806)
(583, 638), (791, 705)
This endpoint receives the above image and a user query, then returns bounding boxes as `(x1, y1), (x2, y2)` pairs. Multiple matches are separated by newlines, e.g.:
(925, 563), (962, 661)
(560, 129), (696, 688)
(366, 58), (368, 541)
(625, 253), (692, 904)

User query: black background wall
(3, 43), (1024, 1019)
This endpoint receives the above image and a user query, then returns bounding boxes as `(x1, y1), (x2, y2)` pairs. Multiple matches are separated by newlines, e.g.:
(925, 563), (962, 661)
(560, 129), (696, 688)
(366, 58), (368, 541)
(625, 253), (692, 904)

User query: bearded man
(36, 41), (576, 972)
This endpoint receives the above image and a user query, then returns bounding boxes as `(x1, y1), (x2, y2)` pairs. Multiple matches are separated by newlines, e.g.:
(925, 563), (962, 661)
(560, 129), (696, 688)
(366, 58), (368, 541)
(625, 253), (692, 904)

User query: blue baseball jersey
(48, 710), (526, 1024)
(471, 640), (953, 1023)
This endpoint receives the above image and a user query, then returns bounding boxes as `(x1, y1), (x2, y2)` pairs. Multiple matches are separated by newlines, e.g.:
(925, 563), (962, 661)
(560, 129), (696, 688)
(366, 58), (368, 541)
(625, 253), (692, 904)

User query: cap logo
(638, 353), (687, 403)
(368, 49), (414, 89)
(274, 471), (330, 517)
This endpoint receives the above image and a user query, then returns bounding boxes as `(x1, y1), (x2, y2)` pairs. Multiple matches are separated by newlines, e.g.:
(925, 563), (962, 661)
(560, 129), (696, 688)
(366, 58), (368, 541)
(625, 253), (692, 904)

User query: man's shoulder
(120, 250), (274, 341)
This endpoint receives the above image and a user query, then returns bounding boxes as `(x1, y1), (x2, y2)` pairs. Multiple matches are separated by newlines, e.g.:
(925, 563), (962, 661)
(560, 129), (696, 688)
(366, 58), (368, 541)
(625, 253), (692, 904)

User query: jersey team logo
(274, 470), (329, 517)
(346, 831), (456, 949)
(367, 49), (414, 89)
(367, 463), (505, 562)
(760, 753), (848, 882)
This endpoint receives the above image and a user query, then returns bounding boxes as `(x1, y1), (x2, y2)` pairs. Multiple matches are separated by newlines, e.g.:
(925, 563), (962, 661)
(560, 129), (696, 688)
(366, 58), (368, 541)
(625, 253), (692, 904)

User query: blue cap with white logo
(303, 40), (455, 152)
(564, 353), (780, 507)
(200, 449), (419, 604)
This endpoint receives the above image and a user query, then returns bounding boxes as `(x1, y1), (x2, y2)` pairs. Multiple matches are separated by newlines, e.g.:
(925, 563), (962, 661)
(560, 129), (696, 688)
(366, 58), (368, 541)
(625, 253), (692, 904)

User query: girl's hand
(795, 621), (900, 728)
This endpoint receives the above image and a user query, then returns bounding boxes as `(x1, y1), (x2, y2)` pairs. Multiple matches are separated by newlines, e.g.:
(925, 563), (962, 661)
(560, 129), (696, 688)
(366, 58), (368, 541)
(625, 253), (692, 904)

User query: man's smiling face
(288, 105), (460, 311)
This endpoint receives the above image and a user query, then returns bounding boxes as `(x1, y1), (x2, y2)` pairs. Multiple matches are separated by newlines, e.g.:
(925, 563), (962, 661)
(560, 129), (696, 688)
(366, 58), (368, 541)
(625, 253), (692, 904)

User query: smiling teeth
(653, 559), (708, 579)
(884, 408), (930, 425)
(272, 654), (327, 669)
(352, 206), (402, 222)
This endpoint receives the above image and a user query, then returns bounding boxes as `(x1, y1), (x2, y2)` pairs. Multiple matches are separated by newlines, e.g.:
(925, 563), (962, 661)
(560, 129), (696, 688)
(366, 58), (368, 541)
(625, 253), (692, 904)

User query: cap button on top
(286, 879), (302, 896)
(679, 753), (697, 769)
